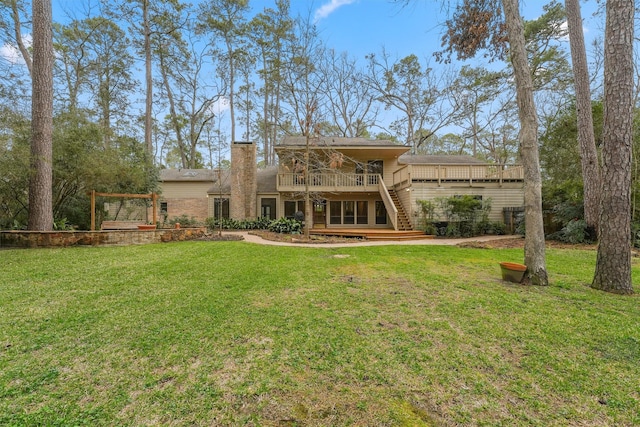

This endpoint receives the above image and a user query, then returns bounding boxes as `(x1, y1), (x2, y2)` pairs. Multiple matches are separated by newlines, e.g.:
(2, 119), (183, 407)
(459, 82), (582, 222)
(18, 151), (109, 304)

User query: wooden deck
(309, 228), (434, 241)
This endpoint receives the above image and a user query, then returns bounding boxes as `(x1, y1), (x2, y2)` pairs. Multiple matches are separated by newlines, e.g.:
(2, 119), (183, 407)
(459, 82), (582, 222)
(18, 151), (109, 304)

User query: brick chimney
(230, 141), (257, 220)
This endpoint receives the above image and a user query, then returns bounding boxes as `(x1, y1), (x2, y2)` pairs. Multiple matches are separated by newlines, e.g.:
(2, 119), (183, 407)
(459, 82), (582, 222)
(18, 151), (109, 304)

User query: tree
(565, 0), (600, 237)
(155, 18), (224, 169)
(320, 49), (378, 138)
(105, 0), (185, 157)
(28, 0), (54, 231)
(592, 0), (634, 294)
(198, 0), (250, 144)
(367, 51), (459, 153)
(53, 17), (136, 147)
(248, 0), (293, 165)
(280, 13), (327, 238)
(449, 65), (512, 158)
(436, 0), (548, 285)
(502, 0), (547, 285)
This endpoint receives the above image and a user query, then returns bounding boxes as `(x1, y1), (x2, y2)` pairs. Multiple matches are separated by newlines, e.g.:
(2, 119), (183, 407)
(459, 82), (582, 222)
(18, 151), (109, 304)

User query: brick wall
(230, 142), (257, 220)
(162, 197), (209, 222)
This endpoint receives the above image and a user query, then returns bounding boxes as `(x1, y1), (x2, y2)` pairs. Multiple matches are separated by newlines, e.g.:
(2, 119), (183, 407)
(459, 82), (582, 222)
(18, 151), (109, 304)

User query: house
(158, 137), (524, 231)
(157, 169), (217, 223)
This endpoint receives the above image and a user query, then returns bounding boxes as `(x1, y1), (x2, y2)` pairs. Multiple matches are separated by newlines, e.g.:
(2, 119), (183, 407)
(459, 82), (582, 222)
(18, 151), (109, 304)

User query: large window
(357, 201), (368, 224)
(330, 201), (341, 224)
(329, 200), (369, 225)
(261, 198), (276, 219)
(284, 200), (305, 219)
(213, 198), (229, 219)
(375, 201), (387, 224)
(343, 201), (355, 224)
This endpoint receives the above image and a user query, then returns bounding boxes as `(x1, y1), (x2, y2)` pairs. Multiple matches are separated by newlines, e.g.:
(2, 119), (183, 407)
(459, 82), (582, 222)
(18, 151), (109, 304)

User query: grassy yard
(1, 241), (639, 426)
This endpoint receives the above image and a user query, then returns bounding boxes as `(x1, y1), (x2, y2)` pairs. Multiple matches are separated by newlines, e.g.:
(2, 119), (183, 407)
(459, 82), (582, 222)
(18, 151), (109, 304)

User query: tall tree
(449, 65), (512, 158)
(436, 0), (548, 285)
(565, 0), (600, 237)
(104, 0), (185, 157)
(198, 0), (249, 144)
(248, 0), (293, 165)
(320, 49), (378, 138)
(592, 0), (634, 294)
(367, 51), (458, 153)
(28, 0), (54, 230)
(156, 26), (224, 169)
(53, 17), (135, 148)
(280, 13), (328, 237)
(502, 0), (547, 285)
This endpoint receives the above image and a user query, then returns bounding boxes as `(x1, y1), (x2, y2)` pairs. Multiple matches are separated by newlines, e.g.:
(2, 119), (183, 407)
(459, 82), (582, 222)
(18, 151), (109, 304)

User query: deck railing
(277, 172), (380, 192)
(393, 164), (523, 187)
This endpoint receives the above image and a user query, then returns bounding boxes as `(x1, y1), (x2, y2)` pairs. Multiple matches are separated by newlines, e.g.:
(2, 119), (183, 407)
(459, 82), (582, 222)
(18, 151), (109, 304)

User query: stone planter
(499, 262), (527, 283)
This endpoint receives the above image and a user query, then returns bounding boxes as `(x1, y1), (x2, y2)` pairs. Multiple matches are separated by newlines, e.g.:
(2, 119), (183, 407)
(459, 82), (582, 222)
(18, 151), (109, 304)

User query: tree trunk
(11, 0), (32, 75)
(502, 0), (548, 285)
(227, 39), (236, 143)
(28, 0), (54, 231)
(592, 0), (634, 295)
(143, 0), (153, 155)
(565, 0), (600, 237)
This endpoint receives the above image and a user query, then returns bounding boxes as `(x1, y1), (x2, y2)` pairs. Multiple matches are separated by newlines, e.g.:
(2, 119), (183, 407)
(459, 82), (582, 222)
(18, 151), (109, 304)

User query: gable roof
(277, 136), (407, 149)
(206, 166), (278, 194)
(159, 169), (217, 182)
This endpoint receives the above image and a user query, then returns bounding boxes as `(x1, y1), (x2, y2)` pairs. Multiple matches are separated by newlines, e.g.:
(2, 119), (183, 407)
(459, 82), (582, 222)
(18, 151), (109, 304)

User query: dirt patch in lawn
(249, 230), (364, 244)
(457, 236), (598, 250)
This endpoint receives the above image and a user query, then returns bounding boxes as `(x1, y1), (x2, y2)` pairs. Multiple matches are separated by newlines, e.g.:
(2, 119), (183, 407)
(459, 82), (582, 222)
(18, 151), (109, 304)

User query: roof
(159, 169), (217, 182)
(398, 154), (487, 165)
(277, 136), (408, 149)
(206, 166), (278, 194)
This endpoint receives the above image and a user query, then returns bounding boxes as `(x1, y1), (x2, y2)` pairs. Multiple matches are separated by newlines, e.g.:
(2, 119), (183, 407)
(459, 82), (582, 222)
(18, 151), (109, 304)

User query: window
(357, 201), (368, 224)
(261, 198), (276, 220)
(375, 201), (387, 224)
(160, 201), (168, 215)
(330, 201), (341, 224)
(284, 200), (305, 219)
(213, 198), (229, 219)
(343, 201), (355, 224)
(368, 160), (383, 178)
(367, 160), (383, 185)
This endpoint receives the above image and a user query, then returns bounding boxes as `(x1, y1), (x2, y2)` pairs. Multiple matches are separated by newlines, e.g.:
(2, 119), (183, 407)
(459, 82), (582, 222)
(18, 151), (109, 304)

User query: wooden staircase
(388, 189), (412, 231)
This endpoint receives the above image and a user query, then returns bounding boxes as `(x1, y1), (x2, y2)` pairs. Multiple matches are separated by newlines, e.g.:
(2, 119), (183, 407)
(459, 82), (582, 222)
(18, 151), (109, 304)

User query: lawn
(1, 241), (639, 426)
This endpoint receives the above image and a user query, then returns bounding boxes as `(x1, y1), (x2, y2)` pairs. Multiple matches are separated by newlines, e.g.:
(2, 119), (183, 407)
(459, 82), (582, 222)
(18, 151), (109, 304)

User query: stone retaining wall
(0, 227), (207, 248)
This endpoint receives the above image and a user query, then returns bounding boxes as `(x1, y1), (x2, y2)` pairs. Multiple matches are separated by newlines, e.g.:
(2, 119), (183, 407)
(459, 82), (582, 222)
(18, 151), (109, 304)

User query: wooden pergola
(89, 190), (158, 231)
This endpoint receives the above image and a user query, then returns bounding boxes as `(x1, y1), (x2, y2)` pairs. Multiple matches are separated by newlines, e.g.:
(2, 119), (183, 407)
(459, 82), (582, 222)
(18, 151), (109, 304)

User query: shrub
(168, 214), (200, 227)
(548, 218), (591, 244)
(267, 217), (302, 234)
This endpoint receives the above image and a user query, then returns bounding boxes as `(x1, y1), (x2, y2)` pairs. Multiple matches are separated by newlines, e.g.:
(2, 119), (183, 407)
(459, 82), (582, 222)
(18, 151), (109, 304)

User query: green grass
(1, 241), (639, 426)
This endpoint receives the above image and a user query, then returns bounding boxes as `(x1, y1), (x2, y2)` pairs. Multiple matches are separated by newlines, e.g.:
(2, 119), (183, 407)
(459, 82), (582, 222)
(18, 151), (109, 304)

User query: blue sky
(39, 0), (603, 71)
(284, 0), (603, 68)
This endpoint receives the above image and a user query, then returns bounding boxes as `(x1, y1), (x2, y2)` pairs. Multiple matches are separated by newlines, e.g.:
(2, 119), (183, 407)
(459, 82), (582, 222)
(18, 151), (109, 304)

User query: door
(313, 200), (326, 228)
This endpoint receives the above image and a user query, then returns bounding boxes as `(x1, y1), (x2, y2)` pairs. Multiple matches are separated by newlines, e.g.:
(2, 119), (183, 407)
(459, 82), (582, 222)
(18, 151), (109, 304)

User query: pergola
(89, 190), (158, 231)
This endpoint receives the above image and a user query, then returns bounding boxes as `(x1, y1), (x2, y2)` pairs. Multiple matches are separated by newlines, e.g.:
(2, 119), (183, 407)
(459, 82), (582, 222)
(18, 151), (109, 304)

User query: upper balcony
(277, 172), (380, 192)
(393, 164), (524, 187)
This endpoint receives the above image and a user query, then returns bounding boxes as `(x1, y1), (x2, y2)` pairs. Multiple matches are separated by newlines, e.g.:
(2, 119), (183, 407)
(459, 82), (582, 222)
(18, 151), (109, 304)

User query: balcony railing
(393, 164), (523, 187)
(277, 173), (380, 192)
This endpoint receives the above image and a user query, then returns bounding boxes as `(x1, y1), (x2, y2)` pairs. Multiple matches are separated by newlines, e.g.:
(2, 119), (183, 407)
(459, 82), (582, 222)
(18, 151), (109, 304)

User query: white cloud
(0, 34), (31, 65)
(314, 0), (357, 23)
(210, 97), (230, 115)
(559, 21), (588, 42)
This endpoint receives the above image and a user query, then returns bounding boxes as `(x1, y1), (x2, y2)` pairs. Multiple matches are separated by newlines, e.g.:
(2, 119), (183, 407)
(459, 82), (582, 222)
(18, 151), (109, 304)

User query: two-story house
(158, 136), (524, 232)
